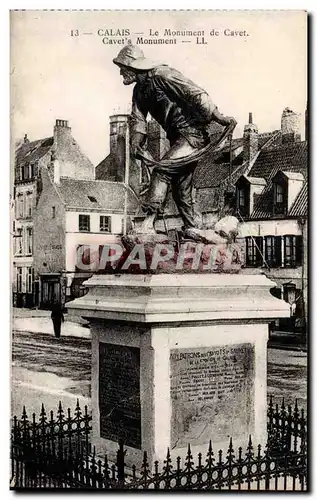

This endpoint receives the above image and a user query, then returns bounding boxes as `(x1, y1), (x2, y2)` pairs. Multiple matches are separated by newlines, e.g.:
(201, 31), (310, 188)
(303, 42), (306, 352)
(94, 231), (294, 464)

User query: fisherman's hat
(113, 45), (159, 71)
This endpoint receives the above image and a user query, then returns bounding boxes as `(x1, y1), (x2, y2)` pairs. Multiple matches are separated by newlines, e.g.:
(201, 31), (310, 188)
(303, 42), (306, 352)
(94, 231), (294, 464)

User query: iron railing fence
(11, 396), (307, 490)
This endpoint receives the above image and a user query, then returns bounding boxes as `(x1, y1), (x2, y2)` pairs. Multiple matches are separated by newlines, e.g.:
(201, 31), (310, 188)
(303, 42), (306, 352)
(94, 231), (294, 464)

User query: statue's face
(119, 66), (137, 85)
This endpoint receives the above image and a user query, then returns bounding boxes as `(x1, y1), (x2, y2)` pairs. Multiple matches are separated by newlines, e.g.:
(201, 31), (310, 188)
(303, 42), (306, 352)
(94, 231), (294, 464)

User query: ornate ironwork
(11, 396), (307, 490)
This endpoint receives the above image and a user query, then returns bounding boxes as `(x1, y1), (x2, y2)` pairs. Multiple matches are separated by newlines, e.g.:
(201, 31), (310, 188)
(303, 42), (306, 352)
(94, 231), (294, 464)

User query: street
(11, 327), (307, 419)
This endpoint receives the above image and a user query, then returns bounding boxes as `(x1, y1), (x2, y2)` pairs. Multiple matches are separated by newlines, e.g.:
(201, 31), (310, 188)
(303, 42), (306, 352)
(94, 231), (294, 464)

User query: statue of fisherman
(113, 44), (237, 241)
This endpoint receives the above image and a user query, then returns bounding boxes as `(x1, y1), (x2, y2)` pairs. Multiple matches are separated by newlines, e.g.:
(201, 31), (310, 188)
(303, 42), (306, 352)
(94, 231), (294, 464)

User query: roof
(241, 176), (267, 186)
(275, 171), (305, 182)
(288, 182), (308, 217)
(194, 130), (280, 189)
(15, 137), (54, 166)
(95, 155), (114, 180)
(250, 141), (307, 218)
(56, 178), (139, 213)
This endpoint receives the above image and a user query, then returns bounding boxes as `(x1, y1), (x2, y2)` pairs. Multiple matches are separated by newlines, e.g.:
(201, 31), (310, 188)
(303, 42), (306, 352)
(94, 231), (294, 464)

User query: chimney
(53, 119), (72, 149)
(24, 134), (29, 144)
(281, 108), (301, 144)
(49, 150), (60, 185)
(147, 119), (169, 161)
(53, 158), (61, 185)
(109, 114), (129, 182)
(243, 112), (258, 165)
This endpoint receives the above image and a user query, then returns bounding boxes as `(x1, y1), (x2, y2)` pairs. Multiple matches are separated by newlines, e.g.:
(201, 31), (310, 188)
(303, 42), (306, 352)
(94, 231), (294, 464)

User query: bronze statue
(113, 45), (237, 243)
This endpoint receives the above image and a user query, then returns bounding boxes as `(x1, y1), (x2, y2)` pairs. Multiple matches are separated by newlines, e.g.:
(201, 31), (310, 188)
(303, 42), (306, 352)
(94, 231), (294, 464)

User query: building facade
(33, 165), (138, 309)
(12, 119), (95, 307)
(235, 109), (307, 332)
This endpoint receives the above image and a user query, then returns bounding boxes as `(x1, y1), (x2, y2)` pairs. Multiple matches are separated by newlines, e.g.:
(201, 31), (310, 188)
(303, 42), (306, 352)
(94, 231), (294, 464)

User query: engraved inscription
(170, 344), (255, 449)
(99, 342), (141, 449)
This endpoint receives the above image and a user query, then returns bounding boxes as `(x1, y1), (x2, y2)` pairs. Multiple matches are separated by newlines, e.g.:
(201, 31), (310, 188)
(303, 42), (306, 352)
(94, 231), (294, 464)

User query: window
(30, 163), (37, 178)
(26, 268), (34, 294)
(273, 182), (287, 215)
(246, 236), (263, 267)
(79, 214), (90, 232)
(237, 188), (245, 207)
(52, 206), (56, 218)
(24, 164), (29, 180)
(15, 228), (23, 255)
(26, 227), (33, 255)
(17, 194), (24, 218)
(284, 235), (302, 268)
(100, 215), (111, 233)
(236, 186), (249, 217)
(264, 236), (282, 268)
(25, 192), (33, 218)
(16, 268), (22, 293)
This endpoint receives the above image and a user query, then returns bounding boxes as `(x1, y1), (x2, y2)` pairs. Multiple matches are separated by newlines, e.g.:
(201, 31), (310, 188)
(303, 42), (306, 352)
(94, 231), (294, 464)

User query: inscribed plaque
(99, 342), (141, 449)
(170, 343), (255, 449)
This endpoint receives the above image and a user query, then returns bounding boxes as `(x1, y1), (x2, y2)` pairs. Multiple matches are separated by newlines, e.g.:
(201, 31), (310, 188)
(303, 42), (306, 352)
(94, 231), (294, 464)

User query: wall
(33, 167), (66, 276)
(54, 122), (94, 180)
(288, 178), (304, 211)
(238, 217), (306, 322)
(12, 152), (52, 297)
(65, 232), (122, 272)
(238, 219), (301, 237)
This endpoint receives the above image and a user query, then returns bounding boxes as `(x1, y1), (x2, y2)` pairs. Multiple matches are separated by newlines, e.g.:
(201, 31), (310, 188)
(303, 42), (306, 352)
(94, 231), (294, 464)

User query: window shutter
(296, 235), (303, 266)
(255, 237), (263, 266)
(275, 236), (282, 267)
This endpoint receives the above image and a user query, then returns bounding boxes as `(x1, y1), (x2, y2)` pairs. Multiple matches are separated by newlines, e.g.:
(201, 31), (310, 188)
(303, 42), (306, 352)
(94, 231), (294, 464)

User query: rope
(136, 120), (237, 169)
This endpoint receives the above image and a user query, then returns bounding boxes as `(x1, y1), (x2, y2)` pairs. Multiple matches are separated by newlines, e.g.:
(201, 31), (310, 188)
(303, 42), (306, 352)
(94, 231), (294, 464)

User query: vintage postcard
(10, 10), (307, 490)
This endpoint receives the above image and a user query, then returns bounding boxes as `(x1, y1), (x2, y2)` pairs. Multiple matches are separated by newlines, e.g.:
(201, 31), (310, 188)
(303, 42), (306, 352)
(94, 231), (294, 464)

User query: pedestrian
(51, 302), (64, 338)
(113, 44), (237, 240)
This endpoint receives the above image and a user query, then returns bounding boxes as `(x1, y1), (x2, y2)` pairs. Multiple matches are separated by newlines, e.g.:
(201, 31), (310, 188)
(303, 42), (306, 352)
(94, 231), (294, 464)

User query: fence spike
(226, 437), (235, 461)
(142, 450), (148, 467)
(208, 440), (213, 455)
(218, 448), (223, 466)
(247, 435), (253, 455)
(229, 436), (233, 451)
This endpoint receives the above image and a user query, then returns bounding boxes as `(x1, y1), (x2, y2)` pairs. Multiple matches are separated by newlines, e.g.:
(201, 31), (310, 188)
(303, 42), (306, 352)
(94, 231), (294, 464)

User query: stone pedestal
(67, 274), (289, 467)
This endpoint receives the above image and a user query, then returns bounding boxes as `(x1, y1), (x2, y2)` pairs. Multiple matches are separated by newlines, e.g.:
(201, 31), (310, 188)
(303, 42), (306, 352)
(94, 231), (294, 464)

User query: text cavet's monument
(67, 46), (290, 466)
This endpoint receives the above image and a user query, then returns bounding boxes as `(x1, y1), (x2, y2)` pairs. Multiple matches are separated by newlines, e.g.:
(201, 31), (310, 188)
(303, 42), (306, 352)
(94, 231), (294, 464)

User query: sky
(10, 10), (307, 166)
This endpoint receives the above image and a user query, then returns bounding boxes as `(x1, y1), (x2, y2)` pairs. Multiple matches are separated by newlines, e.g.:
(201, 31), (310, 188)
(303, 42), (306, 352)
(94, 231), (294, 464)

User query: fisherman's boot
(138, 172), (169, 234)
